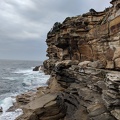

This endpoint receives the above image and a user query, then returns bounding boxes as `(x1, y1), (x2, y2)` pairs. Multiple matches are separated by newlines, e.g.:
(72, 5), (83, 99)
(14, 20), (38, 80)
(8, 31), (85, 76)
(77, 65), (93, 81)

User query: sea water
(0, 59), (50, 120)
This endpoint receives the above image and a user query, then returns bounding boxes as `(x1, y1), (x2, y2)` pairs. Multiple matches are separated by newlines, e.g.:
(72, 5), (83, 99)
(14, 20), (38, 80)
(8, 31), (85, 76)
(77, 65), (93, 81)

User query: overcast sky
(0, 0), (111, 61)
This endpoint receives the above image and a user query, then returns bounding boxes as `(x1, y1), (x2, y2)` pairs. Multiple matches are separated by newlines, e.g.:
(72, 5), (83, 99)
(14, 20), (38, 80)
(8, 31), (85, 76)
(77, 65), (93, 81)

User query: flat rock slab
(87, 103), (107, 117)
(111, 109), (120, 120)
(24, 94), (57, 110)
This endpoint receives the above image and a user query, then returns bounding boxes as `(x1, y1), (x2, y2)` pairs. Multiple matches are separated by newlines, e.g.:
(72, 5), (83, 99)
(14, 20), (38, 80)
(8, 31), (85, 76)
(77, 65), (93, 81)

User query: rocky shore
(16, 0), (120, 120)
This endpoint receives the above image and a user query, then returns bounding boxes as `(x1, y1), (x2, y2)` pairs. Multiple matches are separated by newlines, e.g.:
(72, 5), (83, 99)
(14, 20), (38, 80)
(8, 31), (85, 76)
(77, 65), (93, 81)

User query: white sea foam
(0, 94), (24, 119)
(12, 68), (50, 88)
(0, 68), (50, 120)
(0, 95), (22, 120)
(0, 109), (23, 120)
(13, 69), (33, 74)
(22, 72), (49, 88)
(2, 77), (18, 81)
(0, 97), (15, 113)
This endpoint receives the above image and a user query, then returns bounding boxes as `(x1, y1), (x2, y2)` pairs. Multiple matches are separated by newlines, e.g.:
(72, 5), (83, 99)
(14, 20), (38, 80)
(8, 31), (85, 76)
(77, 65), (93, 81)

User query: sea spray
(0, 60), (50, 120)
(0, 109), (23, 120)
(0, 97), (15, 113)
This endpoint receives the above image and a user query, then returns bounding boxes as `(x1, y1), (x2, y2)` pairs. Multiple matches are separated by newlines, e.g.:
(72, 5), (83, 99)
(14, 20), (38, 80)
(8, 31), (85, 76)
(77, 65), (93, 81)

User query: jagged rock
(89, 9), (97, 13)
(78, 61), (91, 67)
(55, 37), (69, 49)
(16, 92), (35, 105)
(47, 76), (64, 92)
(55, 60), (79, 72)
(106, 73), (120, 82)
(88, 60), (106, 69)
(0, 107), (2, 112)
(33, 65), (44, 71)
(43, 59), (57, 74)
(49, 22), (61, 34)
(102, 90), (120, 109)
(33, 65), (40, 71)
(111, 109), (120, 120)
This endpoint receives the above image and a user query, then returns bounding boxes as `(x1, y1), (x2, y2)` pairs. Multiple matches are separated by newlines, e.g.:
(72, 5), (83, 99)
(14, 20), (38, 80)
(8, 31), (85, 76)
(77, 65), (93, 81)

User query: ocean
(0, 59), (50, 120)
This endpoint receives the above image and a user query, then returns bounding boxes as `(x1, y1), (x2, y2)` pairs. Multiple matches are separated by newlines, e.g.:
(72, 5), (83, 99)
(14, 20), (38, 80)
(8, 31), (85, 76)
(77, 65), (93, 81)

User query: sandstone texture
(17, 0), (120, 120)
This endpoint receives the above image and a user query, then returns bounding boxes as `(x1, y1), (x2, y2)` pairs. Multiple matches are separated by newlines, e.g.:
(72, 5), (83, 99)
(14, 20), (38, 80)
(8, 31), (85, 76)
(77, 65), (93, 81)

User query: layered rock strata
(17, 0), (120, 120)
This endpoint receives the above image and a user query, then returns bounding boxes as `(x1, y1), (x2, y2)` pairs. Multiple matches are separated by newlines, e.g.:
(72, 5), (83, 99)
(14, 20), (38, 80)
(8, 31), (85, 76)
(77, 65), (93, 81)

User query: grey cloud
(0, 0), (111, 60)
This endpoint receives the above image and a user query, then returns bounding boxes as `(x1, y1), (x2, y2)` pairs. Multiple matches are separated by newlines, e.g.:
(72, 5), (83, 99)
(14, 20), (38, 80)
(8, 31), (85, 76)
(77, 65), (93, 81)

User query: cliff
(17, 0), (120, 120)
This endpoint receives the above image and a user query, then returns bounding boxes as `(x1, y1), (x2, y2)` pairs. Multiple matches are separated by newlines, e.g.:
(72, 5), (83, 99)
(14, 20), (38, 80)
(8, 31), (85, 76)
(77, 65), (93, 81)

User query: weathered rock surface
(17, 0), (120, 120)
(16, 93), (34, 105)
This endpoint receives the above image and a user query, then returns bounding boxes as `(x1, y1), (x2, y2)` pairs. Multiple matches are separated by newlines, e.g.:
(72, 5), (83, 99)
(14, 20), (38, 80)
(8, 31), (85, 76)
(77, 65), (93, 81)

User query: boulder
(33, 65), (40, 71)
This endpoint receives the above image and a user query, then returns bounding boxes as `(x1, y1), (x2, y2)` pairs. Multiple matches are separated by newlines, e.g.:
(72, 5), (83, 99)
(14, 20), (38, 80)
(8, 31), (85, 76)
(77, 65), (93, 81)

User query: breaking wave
(0, 67), (50, 120)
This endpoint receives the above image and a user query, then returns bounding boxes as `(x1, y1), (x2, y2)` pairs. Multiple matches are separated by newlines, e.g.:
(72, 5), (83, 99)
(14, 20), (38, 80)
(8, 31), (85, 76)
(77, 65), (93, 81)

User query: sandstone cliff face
(43, 0), (120, 119)
(16, 1), (120, 120)
(44, 0), (120, 72)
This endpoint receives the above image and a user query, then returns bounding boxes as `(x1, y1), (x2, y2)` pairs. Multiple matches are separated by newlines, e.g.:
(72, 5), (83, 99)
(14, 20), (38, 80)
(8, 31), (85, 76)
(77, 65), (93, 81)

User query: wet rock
(33, 65), (40, 71)
(33, 65), (44, 71)
(0, 107), (3, 112)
